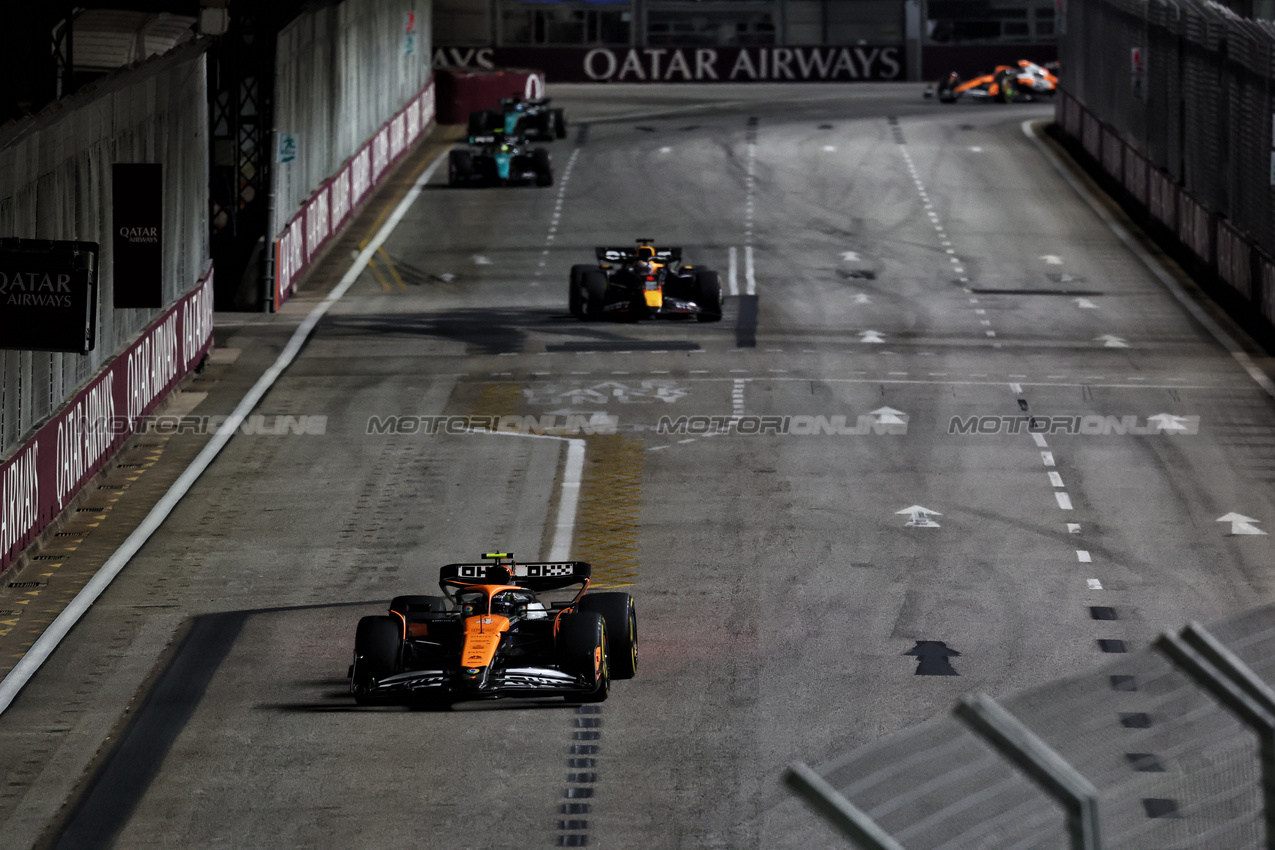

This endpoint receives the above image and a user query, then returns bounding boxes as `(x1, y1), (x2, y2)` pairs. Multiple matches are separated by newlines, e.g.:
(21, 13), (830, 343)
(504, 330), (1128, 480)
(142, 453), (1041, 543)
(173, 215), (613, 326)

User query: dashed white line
(1067, 523), (1081, 533)
(728, 246), (739, 296)
(1056, 492), (1074, 510)
(1031, 433), (1049, 448)
(1009, 383), (1023, 393)
(745, 245), (757, 295)
(1087, 578), (1103, 590)
(1076, 550), (1092, 563)
(1048, 472), (1065, 487)
(1041, 452), (1055, 466)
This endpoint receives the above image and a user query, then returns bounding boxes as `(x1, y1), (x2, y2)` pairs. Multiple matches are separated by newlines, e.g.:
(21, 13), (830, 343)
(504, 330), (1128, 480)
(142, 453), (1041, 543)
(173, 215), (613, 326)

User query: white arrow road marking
(852, 293), (872, 305)
(1217, 513), (1268, 535)
(859, 330), (885, 343)
(1074, 298), (1099, 309)
(473, 255), (493, 265)
(870, 407), (908, 425)
(728, 246), (739, 296)
(1096, 334), (1129, 348)
(1040, 255), (1064, 265)
(896, 505), (942, 527)
(841, 251), (861, 262)
(1146, 413), (1193, 432)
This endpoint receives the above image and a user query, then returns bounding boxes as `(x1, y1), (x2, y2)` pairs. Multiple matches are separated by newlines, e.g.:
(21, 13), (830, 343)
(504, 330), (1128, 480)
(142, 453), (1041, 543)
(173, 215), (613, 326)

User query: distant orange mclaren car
(927, 60), (1059, 103)
(349, 553), (637, 706)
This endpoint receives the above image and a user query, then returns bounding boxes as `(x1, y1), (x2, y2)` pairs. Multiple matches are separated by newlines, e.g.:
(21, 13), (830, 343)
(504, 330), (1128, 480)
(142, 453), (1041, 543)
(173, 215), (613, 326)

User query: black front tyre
(569, 264), (595, 318)
(557, 612), (609, 702)
(352, 615), (401, 704)
(553, 109), (568, 139)
(582, 269), (608, 319)
(694, 270), (723, 322)
(448, 150), (472, 186)
(579, 592), (637, 679)
(994, 70), (1018, 104)
(533, 148), (553, 186)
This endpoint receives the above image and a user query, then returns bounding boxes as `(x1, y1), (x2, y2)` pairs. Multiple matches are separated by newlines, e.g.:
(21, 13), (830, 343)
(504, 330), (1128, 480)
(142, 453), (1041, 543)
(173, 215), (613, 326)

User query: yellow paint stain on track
(573, 435), (643, 589)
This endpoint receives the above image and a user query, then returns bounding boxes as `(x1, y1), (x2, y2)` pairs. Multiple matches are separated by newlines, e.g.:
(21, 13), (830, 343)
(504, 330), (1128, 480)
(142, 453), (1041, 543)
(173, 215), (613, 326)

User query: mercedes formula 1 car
(468, 96), (567, 142)
(570, 239), (723, 322)
(927, 60), (1058, 103)
(350, 554), (637, 706)
(448, 134), (552, 187)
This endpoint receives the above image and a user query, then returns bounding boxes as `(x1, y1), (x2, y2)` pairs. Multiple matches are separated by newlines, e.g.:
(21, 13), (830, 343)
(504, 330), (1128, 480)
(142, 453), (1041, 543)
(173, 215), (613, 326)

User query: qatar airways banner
(433, 45), (905, 83)
(273, 76), (436, 309)
(0, 263), (214, 576)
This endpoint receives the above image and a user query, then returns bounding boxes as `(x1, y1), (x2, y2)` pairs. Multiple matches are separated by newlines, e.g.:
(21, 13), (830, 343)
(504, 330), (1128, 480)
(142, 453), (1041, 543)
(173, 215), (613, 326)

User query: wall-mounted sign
(277, 133), (299, 164)
(1131, 47), (1146, 100)
(0, 238), (99, 353)
(405, 11), (417, 56)
(433, 45), (905, 83)
(112, 163), (163, 308)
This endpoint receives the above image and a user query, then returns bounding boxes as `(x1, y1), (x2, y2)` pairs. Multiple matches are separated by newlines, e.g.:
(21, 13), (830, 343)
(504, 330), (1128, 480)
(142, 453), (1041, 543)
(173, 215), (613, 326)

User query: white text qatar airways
(434, 46), (902, 82)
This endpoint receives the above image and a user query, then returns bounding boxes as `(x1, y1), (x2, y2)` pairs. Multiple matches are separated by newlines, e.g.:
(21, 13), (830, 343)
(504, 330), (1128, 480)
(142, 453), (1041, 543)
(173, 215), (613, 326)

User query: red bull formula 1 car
(569, 239), (723, 322)
(927, 60), (1058, 103)
(350, 554), (637, 706)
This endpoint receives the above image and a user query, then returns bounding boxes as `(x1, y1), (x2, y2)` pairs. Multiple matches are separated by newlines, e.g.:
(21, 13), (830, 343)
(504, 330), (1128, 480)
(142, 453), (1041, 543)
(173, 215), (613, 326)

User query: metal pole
(1158, 624), (1275, 849)
(782, 762), (907, 850)
(954, 693), (1102, 850)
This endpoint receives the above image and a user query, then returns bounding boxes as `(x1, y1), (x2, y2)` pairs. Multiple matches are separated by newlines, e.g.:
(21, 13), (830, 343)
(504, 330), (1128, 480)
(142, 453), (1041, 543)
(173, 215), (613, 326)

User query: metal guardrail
(1055, 0), (1275, 340)
(786, 605), (1275, 848)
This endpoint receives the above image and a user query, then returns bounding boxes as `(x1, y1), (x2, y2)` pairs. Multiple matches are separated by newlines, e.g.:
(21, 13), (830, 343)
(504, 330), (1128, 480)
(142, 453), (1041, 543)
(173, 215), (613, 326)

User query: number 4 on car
(349, 553), (637, 707)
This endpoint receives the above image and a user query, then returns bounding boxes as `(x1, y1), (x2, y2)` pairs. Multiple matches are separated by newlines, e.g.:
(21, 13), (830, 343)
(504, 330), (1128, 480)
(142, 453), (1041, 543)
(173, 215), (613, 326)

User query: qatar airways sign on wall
(0, 264), (214, 576)
(433, 45), (905, 83)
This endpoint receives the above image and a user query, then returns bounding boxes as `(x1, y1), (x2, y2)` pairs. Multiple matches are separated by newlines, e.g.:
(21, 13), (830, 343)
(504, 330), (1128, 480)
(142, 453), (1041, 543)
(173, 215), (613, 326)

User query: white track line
(729, 246), (739, 296)
(745, 246), (756, 295)
(0, 146), (452, 716)
(1023, 119), (1275, 403)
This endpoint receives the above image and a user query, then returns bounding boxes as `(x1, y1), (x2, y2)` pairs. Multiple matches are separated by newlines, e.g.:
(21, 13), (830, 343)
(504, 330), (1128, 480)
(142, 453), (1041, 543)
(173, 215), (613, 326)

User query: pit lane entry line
(0, 145), (453, 717)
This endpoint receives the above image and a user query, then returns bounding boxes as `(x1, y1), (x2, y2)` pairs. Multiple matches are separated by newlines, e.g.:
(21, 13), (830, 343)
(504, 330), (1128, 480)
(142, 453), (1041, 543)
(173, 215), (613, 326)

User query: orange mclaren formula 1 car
(349, 554), (637, 706)
(927, 60), (1059, 103)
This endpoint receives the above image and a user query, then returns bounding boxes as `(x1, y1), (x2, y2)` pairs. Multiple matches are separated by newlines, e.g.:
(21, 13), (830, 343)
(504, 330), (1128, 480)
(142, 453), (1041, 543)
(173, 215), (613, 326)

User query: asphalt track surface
(3, 83), (1275, 849)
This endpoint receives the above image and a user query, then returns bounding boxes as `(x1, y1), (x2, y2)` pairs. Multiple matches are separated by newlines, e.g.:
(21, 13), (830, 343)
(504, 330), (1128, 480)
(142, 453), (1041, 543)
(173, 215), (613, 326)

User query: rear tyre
(579, 592), (637, 679)
(558, 613), (609, 702)
(937, 73), (961, 104)
(352, 616), (401, 705)
(448, 150), (472, 186)
(533, 148), (553, 186)
(694, 270), (723, 322)
(389, 595), (448, 616)
(994, 70), (1018, 104)
(467, 111), (495, 138)
(553, 109), (568, 139)
(569, 264), (595, 318)
(582, 270), (608, 319)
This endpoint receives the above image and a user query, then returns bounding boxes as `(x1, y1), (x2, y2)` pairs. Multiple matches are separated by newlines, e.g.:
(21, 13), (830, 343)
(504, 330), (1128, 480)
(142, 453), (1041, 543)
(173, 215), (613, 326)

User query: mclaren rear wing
(440, 560), (591, 591)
